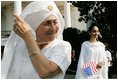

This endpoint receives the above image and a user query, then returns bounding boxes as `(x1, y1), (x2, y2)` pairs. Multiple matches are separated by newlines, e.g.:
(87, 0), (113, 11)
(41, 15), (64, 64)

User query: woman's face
(89, 26), (100, 39)
(36, 15), (59, 42)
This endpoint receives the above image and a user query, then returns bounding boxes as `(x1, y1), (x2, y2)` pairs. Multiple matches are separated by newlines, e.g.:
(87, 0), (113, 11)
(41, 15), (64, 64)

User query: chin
(46, 37), (55, 42)
(49, 38), (55, 41)
(93, 35), (98, 38)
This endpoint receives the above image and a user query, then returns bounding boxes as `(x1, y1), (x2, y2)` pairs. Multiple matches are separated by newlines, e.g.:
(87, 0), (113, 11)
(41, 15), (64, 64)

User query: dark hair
(88, 23), (100, 33)
(87, 22), (101, 41)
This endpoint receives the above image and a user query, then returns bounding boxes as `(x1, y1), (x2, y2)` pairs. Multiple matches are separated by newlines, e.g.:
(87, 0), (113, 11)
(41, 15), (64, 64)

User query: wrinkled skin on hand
(13, 13), (31, 39)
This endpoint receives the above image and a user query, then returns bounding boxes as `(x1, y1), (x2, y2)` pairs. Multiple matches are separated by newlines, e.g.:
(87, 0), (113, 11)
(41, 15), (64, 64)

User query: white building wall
(1, 4), (14, 31)
(1, 1), (87, 32)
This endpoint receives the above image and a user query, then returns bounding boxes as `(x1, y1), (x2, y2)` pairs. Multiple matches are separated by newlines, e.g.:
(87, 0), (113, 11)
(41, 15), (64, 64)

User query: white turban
(1, 1), (65, 78)
(21, 1), (65, 39)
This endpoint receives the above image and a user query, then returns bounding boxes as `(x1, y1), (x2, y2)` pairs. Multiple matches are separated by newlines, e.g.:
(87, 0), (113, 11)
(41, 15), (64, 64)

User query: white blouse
(19, 39), (71, 79)
(75, 41), (107, 79)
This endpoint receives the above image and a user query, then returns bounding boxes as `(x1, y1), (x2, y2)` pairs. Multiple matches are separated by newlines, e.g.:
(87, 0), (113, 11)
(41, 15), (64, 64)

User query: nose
(49, 23), (57, 32)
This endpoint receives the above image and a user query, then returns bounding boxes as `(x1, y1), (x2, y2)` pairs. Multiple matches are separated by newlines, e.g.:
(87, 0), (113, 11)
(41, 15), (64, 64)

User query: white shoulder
(54, 39), (71, 47)
(81, 41), (89, 47)
(97, 41), (105, 47)
(81, 41), (88, 45)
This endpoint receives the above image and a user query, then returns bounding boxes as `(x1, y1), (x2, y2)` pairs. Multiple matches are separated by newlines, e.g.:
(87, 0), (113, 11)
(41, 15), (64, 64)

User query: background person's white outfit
(1, 1), (71, 79)
(106, 50), (112, 67)
(106, 50), (112, 78)
(75, 41), (108, 79)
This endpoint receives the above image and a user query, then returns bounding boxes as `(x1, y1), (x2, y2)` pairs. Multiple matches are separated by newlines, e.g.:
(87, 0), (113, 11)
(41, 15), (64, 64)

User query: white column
(64, 1), (71, 28)
(14, 1), (22, 15)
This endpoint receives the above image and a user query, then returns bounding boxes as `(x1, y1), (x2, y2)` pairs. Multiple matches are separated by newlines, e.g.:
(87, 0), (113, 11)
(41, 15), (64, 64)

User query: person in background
(104, 42), (112, 67)
(104, 42), (112, 78)
(1, 1), (71, 79)
(75, 23), (108, 79)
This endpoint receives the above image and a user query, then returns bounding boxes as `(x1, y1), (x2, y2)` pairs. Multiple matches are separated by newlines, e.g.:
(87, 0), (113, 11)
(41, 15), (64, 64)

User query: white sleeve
(101, 45), (108, 79)
(102, 62), (108, 79)
(107, 51), (112, 60)
(48, 41), (71, 73)
(75, 42), (87, 79)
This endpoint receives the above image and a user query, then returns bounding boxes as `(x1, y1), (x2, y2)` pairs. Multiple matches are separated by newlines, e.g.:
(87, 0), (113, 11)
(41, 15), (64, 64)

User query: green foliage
(72, 1), (117, 54)
(68, 1), (117, 76)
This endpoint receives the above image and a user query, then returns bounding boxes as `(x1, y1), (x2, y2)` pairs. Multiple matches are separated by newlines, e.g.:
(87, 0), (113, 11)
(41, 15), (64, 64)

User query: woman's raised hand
(13, 13), (31, 39)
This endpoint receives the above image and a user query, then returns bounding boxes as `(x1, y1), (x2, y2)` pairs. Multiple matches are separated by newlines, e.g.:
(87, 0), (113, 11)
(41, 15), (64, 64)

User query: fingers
(13, 13), (24, 22)
(13, 24), (25, 36)
(13, 13), (26, 31)
(96, 64), (102, 69)
(13, 13), (31, 38)
(13, 24), (19, 32)
(13, 13), (23, 30)
(13, 24), (19, 34)
(14, 19), (24, 29)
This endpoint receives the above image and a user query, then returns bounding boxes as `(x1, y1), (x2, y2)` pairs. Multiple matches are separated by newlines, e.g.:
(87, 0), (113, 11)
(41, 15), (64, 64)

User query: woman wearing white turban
(1, 1), (71, 79)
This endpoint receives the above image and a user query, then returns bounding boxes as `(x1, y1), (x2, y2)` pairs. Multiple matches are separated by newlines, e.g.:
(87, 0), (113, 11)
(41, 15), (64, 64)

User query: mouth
(46, 31), (57, 36)
(45, 34), (56, 39)
(46, 32), (53, 35)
